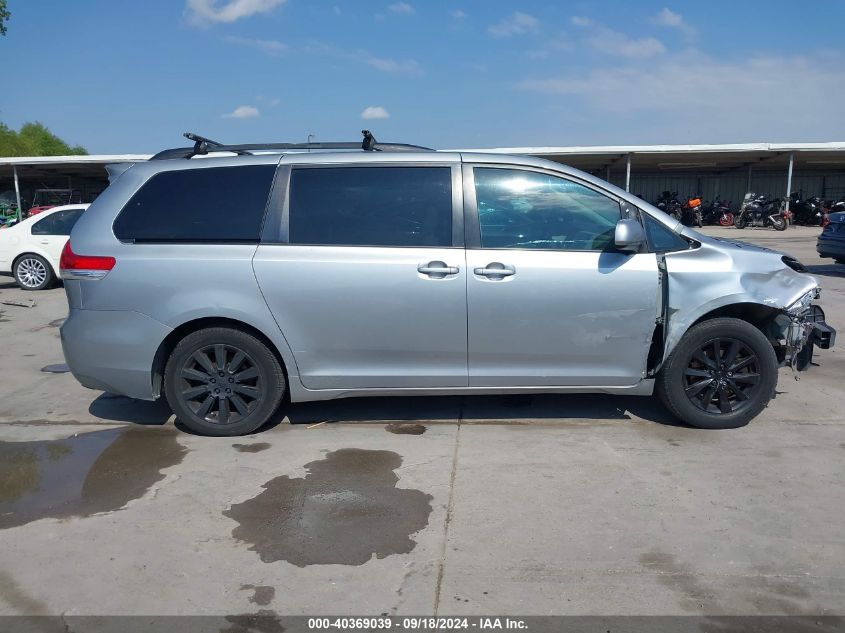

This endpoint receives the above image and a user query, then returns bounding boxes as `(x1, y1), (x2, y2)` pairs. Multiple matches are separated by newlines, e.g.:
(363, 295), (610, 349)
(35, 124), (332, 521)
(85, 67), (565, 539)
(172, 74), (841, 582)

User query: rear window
(113, 165), (276, 243)
(289, 166), (453, 247)
(32, 208), (85, 236)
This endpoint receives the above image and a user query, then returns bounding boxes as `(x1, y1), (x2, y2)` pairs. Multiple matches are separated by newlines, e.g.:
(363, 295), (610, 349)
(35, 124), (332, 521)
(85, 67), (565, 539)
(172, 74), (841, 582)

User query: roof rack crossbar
(149, 130), (432, 160)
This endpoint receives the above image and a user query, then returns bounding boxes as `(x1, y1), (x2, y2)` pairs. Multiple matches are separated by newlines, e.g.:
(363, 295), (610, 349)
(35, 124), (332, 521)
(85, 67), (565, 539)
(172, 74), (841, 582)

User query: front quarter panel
(663, 239), (819, 359)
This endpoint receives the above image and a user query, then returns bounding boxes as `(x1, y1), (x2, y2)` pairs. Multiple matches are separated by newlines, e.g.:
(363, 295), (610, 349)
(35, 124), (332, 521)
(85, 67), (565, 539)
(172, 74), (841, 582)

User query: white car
(0, 204), (89, 290)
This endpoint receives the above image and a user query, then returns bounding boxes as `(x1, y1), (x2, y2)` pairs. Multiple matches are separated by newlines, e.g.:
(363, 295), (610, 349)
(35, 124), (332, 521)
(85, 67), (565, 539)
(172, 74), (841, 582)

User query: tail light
(60, 241), (116, 280)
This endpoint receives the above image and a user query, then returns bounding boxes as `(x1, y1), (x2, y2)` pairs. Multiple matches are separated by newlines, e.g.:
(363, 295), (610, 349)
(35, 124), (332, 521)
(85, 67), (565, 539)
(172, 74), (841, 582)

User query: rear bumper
(60, 308), (172, 400)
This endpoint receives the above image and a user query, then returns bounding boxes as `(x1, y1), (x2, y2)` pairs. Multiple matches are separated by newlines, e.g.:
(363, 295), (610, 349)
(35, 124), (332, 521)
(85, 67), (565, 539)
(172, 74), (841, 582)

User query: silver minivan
(59, 132), (835, 435)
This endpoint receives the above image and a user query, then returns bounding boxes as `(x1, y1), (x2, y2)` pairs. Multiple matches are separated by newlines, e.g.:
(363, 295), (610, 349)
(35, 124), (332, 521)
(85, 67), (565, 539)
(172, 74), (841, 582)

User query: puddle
(233, 442), (272, 453)
(240, 584), (275, 606)
(224, 448), (432, 566)
(0, 427), (187, 529)
(40, 364), (69, 374)
(385, 423), (426, 435)
(222, 611), (285, 633)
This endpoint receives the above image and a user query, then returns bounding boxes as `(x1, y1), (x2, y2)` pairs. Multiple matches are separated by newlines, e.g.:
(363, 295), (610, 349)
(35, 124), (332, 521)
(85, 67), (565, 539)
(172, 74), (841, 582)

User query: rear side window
(289, 167), (453, 247)
(32, 209), (85, 236)
(114, 165), (276, 243)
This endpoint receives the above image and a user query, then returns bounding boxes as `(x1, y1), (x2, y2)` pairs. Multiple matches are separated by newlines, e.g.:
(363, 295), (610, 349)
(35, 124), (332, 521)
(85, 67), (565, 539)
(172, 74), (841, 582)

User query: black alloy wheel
(178, 343), (263, 425)
(656, 317), (778, 429)
(164, 327), (286, 436)
(683, 337), (760, 415)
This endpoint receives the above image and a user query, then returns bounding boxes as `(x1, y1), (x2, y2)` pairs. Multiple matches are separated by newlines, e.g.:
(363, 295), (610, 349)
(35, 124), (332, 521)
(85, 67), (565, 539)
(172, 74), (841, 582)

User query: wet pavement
(0, 227), (842, 617)
(0, 426), (186, 529)
(225, 448), (433, 567)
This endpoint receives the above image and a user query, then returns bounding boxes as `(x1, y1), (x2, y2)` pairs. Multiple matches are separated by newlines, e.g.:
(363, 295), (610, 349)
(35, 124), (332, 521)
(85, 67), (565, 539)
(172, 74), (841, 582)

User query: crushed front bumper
(783, 306), (836, 372)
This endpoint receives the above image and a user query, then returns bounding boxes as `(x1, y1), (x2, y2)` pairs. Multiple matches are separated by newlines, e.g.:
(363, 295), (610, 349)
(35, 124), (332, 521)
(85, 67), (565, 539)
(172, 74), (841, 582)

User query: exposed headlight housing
(786, 288), (821, 316)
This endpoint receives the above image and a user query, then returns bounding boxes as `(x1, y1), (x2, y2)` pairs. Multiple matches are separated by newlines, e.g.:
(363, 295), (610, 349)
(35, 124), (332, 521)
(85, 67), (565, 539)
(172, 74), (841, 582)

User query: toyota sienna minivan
(59, 132), (835, 436)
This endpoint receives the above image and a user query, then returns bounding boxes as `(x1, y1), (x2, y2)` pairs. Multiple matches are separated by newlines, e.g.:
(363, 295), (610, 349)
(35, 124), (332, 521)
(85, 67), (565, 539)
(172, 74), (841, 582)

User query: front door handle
(418, 261), (459, 278)
(474, 263), (516, 278)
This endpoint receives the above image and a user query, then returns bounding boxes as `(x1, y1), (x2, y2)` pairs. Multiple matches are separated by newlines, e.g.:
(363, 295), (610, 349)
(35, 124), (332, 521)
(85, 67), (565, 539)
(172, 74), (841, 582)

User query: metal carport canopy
(452, 142), (845, 174)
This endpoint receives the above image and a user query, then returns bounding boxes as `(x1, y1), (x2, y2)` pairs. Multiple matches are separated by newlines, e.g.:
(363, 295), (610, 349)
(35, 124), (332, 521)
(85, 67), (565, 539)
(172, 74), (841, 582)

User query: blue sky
(2, 0), (844, 153)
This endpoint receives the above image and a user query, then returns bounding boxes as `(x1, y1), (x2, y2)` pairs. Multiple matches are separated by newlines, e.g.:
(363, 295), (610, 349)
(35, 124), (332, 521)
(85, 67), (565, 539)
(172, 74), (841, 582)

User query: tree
(0, 122), (87, 156)
(0, 0), (9, 36)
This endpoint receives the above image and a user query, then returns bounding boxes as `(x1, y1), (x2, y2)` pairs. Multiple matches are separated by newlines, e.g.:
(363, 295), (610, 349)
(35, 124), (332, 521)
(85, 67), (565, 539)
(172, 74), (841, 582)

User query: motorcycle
(682, 195), (703, 227)
(788, 192), (825, 226)
(656, 190), (683, 222)
(734, 192), (787, 231)
(701, 198), (734, 226)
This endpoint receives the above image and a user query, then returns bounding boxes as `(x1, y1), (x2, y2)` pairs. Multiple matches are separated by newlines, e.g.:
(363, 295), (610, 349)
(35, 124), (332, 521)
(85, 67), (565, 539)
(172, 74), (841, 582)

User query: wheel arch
(12, 250), (56, 275)
(12, 251), (56, 287)
(690, 302), (781, 330)
(660, 300), (782, 370)
(152, 316), (290, 399)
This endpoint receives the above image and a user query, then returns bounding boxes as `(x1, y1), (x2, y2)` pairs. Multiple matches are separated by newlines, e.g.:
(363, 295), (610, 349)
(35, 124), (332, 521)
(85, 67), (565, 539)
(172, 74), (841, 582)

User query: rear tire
(164, 327), (286, 436)
(656, 318), (778, 429)
(13, 254), (54, 291)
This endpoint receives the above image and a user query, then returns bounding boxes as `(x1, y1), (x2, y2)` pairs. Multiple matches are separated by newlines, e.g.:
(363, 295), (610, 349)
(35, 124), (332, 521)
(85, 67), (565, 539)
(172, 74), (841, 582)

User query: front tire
(14, 254), (54, 290)
(164, 327), (286, 436)
(656, 318), (778, 429)
(772, 215), (787, 231)
(734, 215), (747, 229)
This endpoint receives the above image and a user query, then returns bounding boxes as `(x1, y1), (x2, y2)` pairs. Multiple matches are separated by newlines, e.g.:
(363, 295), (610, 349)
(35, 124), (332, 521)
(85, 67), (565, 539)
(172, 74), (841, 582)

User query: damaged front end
(766, 287), (836, 376)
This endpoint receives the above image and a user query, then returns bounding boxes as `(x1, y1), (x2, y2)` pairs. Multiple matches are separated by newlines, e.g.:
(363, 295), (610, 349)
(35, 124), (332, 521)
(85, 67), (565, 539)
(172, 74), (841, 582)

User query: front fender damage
(656, 241), (824, 374)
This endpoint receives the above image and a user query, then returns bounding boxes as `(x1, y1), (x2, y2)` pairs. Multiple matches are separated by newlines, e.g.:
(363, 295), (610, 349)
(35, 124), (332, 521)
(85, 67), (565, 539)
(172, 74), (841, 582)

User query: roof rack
(149, 130), (432, 160)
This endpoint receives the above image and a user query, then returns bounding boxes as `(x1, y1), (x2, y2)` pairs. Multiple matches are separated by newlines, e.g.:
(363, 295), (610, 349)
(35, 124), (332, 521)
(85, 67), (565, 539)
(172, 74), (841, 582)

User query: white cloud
(570, 18), (665, 58)
(516, 53), (845, 139)
(186, 0), (286, 25)
(221, 105), (260, 119)
(451, 10), (467, 19)
(651, 8), (695, 36)
(361, 106), (390, 120)
(652, 8), (682, 27)
(388, 2), (414, 14)
(225, 35), (286, 56)
(256, 95), (281, 106)
(303, 42), (423, 76)
(359, 51), (422, 74)
(590, 27), (666, 59)
(489, 12), (539, 37)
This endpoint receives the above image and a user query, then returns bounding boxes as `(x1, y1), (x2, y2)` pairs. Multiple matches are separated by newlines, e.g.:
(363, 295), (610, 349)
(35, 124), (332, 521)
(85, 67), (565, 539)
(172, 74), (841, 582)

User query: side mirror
(614, 218), (646, 252)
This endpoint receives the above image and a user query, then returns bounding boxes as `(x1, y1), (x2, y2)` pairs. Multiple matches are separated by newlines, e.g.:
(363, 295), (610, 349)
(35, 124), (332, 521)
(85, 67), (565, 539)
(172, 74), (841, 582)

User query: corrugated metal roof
(0, 154), (151, 165)
(1, 142), (845, 166)
(448, 142), (845, 155)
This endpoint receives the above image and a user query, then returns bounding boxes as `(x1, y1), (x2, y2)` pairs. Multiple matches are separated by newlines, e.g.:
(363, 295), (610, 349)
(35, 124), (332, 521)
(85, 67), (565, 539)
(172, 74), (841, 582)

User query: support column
(13, 165), (23, 222)
(625, 154), (632, 192)
(605, 165), (611, 185)
(747, 164), (753, 192)
(785, 152), (794, 223)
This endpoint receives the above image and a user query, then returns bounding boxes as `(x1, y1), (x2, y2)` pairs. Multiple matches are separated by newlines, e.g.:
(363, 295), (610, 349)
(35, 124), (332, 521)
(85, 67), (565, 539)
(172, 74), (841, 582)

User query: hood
(680, 227), (784, 256)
